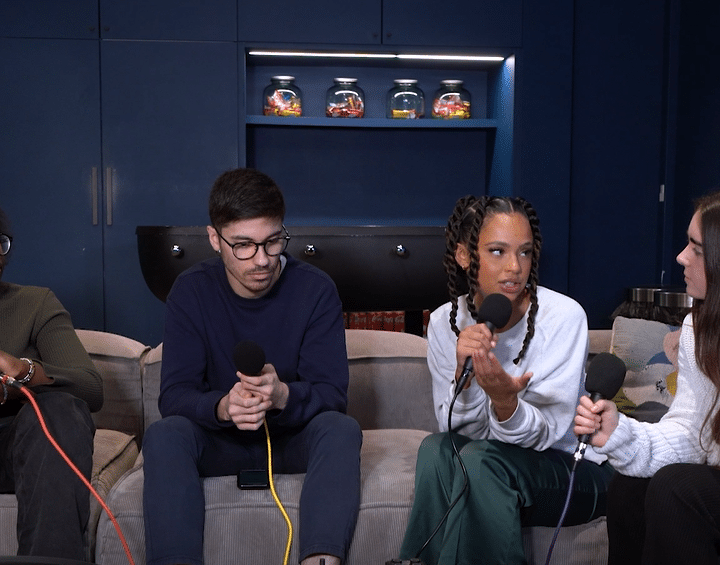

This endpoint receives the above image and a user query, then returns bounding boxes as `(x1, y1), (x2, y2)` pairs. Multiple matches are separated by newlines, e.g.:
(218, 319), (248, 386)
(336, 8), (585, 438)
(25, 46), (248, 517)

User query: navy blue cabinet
(100, 41), (239, 345)
(383, 0), (522, 47)
(0, 38), (239, 346)
(237, 0), (521, 47)
(238, 0), (381, 45)
(0, 0), (98, 38)
(0, 39), (104, 329)
(99, 0), (236, 40)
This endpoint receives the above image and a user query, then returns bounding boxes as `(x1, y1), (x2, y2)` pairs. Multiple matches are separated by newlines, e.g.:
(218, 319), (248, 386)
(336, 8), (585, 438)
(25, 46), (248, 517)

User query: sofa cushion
(346, 330), (438, 433)
(610, 316), (680, 423)
(95, 428), (430, 565)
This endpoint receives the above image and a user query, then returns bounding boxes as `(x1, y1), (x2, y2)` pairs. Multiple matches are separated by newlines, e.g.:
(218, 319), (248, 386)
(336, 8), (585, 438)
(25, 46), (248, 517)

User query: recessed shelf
(246, 116), (498, 129)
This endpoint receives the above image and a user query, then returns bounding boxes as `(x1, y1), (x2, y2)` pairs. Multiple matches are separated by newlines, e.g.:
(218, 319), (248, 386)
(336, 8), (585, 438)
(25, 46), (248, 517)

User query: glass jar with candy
(326, 78), (365, 118)
(432, 79), (471, 119)
(387, 79), (425, 119)
(263, 76), (302, 117)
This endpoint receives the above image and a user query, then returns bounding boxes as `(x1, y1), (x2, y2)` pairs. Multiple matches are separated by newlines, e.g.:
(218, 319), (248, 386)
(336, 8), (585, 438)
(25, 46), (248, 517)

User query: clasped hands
(456, 323), (532, 421)
(217, 364), (289, 431)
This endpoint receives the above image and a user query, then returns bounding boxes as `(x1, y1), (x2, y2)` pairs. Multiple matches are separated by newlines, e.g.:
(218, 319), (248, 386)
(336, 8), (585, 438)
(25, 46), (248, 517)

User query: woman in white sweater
(575, 190), (720, 564)
(399, 195), (613, 565)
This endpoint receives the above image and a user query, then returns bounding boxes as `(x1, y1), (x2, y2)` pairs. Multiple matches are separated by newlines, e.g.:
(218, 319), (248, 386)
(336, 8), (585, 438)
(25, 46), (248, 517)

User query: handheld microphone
(456, 293), (513, 392)
(233, 340), (266, 376)
(573, 352), (626, 462)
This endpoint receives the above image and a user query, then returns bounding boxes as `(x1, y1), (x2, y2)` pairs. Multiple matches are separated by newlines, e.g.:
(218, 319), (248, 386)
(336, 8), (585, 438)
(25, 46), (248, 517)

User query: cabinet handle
(105, 167), (113, 226)
(91, 167), (99, 225)
(395, 244), (408, 257)
(304, 244), (316, 257)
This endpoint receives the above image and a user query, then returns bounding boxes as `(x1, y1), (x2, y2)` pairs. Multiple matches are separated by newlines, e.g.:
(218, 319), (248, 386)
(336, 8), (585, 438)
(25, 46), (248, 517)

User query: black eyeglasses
(216, 225), (291, 260)
(0, 234), (11, 256)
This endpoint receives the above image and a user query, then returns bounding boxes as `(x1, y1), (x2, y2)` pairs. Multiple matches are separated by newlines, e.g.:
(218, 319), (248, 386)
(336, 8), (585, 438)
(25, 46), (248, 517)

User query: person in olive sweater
(0, 206), (103, 560)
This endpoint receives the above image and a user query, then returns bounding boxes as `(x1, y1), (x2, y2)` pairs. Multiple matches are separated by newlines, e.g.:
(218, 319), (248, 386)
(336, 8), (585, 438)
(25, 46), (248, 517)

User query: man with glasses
(142, 168), (362, 565)
(0, 207), (102, 560)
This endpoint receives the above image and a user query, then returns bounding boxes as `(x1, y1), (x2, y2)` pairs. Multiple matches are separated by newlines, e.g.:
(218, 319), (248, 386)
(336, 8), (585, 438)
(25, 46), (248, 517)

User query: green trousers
(399, 433), (614, 565)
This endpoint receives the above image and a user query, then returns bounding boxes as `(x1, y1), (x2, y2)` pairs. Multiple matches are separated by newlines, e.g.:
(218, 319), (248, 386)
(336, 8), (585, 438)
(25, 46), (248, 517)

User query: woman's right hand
(455, 323), (497, 387)
(574, 395), (620, 447)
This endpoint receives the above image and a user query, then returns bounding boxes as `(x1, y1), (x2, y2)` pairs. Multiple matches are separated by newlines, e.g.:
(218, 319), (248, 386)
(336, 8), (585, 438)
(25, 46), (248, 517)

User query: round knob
(171, 244), (184, 258)
(395, 244), (408, 257)
(304, 244), (316, 257)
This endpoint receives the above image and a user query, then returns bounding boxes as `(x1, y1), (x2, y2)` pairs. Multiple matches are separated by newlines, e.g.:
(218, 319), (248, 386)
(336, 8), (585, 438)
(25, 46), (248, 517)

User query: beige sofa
(0, 327), (617, 565)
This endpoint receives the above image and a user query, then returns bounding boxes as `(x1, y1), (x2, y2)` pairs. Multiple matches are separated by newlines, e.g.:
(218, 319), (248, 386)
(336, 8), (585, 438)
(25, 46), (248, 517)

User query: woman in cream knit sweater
(575, 190), (720, 564)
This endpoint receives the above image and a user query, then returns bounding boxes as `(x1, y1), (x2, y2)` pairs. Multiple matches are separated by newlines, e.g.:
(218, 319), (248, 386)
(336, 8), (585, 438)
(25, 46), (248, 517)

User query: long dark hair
(692, 191), (720, 445)
(443, 195), (542, 364)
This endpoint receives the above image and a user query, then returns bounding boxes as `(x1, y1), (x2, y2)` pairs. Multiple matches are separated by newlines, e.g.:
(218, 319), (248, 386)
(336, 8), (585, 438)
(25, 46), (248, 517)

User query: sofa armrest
(346, 329), (439, 433)
(75, 329), (149, 440)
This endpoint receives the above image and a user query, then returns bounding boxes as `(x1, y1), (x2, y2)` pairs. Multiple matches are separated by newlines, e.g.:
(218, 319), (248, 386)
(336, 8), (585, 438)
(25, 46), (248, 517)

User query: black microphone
(232, 341), (273, 490)
(456, 293), (513, 393)
(233, 340), (266, 376)
(573, 352), (626, 462)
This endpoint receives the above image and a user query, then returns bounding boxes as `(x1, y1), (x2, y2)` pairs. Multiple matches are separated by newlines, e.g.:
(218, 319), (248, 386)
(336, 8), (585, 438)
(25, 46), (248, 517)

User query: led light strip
(248, 50), (504, 62)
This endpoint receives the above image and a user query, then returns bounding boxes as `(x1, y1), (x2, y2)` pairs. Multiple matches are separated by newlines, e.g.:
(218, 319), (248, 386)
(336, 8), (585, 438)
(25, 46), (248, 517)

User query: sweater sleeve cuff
(595, 415), (636, 460)
(202, 390), (235, 429)
(490, 397), (523, 428)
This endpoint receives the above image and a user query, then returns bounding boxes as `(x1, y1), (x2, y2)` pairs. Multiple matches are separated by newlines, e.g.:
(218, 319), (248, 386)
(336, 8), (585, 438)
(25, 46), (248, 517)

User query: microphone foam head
(477, 293), (513, 330)
(585, 352), (626, 399)
(232, 340), (266, 375)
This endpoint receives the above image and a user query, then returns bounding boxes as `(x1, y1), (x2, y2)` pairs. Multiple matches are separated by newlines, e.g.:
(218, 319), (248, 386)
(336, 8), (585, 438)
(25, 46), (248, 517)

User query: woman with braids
(575, 190), (720, 565)
(399, 195), (613, 565)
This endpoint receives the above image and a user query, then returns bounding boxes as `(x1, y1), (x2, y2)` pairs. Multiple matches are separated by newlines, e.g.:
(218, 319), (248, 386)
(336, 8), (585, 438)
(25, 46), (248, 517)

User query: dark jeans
(608, 465), (720, 565)
(400, 433), (614, 565)
(142, 411), (362, 565)
(0, 391), (95, 561)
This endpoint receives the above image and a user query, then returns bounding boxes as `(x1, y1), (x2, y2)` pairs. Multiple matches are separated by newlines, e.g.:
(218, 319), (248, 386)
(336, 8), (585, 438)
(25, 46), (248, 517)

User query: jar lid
(394, 79), (418, 84)
(627, 286), (665, 302)
(654, 291), (694, 309)
(440, 79), (463, 86)
(334, 77), (357, 83)
(271, 75), (295, 81)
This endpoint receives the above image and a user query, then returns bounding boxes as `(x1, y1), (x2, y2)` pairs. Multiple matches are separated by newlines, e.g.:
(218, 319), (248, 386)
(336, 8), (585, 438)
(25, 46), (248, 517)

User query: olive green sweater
(0, 282), (103, 417)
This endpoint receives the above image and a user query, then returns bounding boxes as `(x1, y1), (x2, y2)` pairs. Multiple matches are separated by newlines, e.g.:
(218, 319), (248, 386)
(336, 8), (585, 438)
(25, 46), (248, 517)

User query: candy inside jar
(326, 78), (365, 118)
(263, 76), (302, 117)
(432, 79), (471, 119)
(387, 79), (425, 119)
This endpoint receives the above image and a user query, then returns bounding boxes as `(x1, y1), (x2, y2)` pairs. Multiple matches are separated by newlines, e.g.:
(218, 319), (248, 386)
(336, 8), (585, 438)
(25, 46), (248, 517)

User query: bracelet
(17, 358), (34, 385)
(1, 380), (7, 405)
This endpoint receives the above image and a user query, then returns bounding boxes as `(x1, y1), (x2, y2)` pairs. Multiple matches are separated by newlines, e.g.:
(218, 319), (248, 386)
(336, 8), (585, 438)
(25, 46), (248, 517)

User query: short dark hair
(208, 168), (285, 229)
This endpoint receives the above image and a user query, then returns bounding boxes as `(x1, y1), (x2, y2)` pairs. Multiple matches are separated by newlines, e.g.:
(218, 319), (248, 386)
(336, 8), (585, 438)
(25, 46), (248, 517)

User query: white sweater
(595, 315), (720, 476)
(428, 286), (605, 464)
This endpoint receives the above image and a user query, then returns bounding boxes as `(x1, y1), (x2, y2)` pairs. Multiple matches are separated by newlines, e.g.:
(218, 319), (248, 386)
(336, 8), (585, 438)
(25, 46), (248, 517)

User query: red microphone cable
(1, 375), (135, 565)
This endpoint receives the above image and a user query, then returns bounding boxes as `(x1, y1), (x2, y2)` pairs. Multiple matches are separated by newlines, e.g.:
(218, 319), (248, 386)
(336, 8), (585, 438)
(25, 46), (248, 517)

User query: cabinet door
(99, 0), (236, 40)
(238, 0), (381, 44)
(0, 0), (98, 38)
(100, 40), (239, 346)
(383, 0), (522, 47)
(0, 39), (104, 329)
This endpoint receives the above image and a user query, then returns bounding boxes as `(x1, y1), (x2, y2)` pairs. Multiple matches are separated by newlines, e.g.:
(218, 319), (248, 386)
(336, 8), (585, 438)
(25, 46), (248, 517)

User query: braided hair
(443, 195), (542, 364)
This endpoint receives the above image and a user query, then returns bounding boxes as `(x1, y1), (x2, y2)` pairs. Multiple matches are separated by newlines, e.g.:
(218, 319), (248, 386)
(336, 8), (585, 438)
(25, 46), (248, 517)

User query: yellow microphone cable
(265, 419), (293, 565)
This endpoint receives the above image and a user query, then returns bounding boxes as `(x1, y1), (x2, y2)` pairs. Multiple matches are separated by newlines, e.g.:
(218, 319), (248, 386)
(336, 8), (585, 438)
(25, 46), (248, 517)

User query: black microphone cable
(544, 352), (626, 565)
(543, 455), (580, 565)
(412, 377), (470, 561)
